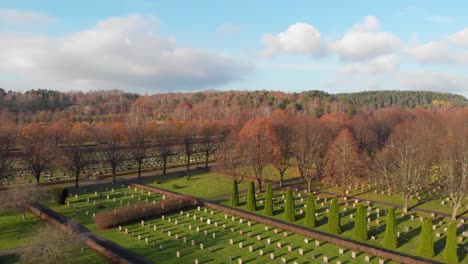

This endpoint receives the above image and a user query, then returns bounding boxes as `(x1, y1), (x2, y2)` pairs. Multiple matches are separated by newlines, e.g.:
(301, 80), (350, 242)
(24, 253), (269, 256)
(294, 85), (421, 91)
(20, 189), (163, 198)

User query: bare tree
(126, 113), (149, 180)
(0, 181), (48, 220)
(216, 132), (248, 183)
(200, 121), (219, 169)
(155, 122), (174, 175)
(271, 113), (294, 187)
(179, 122), (197, 172)
(0, 124), (17, 180)
(62, 123), (92, 188)
(292, 116), (329, 193)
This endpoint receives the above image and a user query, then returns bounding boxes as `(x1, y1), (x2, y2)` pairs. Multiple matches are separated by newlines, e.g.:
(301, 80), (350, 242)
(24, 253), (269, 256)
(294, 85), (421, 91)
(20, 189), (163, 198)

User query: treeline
(0, 89), (466, 124)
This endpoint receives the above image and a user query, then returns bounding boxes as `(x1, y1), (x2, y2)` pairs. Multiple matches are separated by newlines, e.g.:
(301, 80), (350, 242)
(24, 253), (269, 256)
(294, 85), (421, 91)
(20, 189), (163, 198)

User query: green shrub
(283, 189), (295, 222)
(305, 194), (316, 228)
(246, 181), (257, 211)
(230, 180), (239, 207)
(443, 223), (459, 264)
(328, 197), (341, 234)
(417, 218), (434, 258)
(353, 204), (368, 241)
(264, 183), (273, 216)
(383, 208), (398, 249)
(153, 180), (161, 185)
(172, 184), (180, 189)
(50, 187), (69, 205)
(184, 175), (191, 181)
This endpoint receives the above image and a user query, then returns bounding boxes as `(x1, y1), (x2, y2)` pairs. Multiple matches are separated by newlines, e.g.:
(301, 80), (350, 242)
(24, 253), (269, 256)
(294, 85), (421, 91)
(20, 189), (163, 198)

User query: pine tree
(304, 194), (316, 228)
(247, 181), (257, 211)
(264, 183), (273, 216)
(283, 189), (295, 222)
(444, 223), (459, 264)
(230, 180), (239, 207)
(353, 204), (367, 241)
(328, 197), (341, 234)
(417, 218), (434, 258)
(383, 208), (398, 249)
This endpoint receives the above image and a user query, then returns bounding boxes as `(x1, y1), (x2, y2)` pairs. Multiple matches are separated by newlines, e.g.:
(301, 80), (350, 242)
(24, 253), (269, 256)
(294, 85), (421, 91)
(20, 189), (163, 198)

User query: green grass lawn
(222, 190), (467, 263)
(140, 169), (250, 199)
(0, 212), (44, 250)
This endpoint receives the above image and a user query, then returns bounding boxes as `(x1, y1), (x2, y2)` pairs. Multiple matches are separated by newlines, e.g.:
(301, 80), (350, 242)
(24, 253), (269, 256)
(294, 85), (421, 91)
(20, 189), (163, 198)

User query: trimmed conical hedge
(328, 197), (341, 234)
(417, 218), (434, 258)
(247, 181), (257, 211)
(283, 189), (295, 222)
(383, 208), (398, 249)
(353, 204), (368, 241)
(305, 194), (316, 228)
(444, 223), (459, 264)
(230, 180), (239, 207)
(264, 183), (273, 216)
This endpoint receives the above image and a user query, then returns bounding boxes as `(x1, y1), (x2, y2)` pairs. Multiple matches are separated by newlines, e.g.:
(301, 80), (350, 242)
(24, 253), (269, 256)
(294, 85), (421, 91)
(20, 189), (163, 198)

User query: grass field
(222, 189), (467, 263)
(0, 212), (44, 250)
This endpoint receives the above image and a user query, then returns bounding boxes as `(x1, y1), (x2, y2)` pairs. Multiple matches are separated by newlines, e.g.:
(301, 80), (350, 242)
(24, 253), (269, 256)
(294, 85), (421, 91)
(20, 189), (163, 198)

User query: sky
(0, 1), (467, 97)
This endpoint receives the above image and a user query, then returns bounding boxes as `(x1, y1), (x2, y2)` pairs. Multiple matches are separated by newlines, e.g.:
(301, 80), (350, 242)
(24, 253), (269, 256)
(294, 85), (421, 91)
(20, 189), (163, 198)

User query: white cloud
(0, 15), (252, 92)
(404, 41), (454, 64)
(0, 8), (55, 25)
(426, 16), (453, 24)
(448, 28), (468, 47)
(333, 16), (400, 61)
(217, 23), (241, 34)
(261, 22), (325, 57)
(340, 55), (399, 74)
(398, 71), (468, 94)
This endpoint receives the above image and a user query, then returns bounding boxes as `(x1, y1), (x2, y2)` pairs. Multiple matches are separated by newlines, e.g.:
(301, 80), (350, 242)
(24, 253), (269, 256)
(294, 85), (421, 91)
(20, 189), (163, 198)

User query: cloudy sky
(0, 0), (467, 96)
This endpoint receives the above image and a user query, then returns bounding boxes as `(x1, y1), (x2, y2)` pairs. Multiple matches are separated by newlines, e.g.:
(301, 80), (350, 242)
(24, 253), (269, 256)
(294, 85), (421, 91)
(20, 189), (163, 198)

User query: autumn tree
(19, 123), (55, 183)
(271, 112), (294, 187)
(439, 116), (468, 219)
(154, 122), (174, 175)
(179, 121), (197, 172)
(376, 119), (438, 213)
(0, 124), (17, 180)
(94, 122), (127, 185)
(216, 132), (248, 182)
(200, 121), (219, 169)
(292, 116), (329, 192)
(239, 118), (279, 192)
(46, 119), (70, 147)
(325, 128), (365, 197)
(126, 114), (150, 180)
(62, 123), (92, 188)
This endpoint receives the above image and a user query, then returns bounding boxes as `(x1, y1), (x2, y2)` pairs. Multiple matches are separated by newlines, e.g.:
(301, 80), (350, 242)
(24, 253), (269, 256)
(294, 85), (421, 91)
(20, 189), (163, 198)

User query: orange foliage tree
(62, 123), (92, 188)
(271, 111), (294, 187)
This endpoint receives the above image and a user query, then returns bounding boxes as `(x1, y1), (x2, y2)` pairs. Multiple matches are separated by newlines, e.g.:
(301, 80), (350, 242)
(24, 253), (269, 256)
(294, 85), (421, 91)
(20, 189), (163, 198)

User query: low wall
(29, 203), (152, 264)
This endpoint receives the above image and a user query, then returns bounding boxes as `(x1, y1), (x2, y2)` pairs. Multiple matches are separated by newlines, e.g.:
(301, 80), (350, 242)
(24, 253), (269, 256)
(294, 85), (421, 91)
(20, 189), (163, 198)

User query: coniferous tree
(328, 197), (341, 234)
(247, 181), (257, 211)
(417, 218), (434, 258)
(264, 183), (273, 216)
(383, 208), (398, 249)
(353, 204), (368, 241)
(230, 180), (239, 207)
(444, 223), (459, 264)
(283, 189), (295, 222)
(304, 194), (316, 228)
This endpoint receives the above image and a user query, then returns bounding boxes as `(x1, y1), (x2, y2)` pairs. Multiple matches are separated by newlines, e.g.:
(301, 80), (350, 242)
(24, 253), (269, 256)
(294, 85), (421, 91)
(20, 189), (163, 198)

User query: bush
(443, 223), (458, 264)
(247, 182), (257, 211)
(230, 180), (239, 207)
(153, 180), (161, 185)
(264, 183), (273, 216)
(417, 218), (434, 258)
(95, 204), (106, 209)
(172, 184), (180, 189)
(50, 188), (69, 205)
(184, 175), (191, 181)
(353, 204), (367, 241)
(383, 208), (398, 249)
(283, 189), (295, 222)
(328, 197), (341, 234)
(95, 197), (195, 229)
(305, 194), (316, 228)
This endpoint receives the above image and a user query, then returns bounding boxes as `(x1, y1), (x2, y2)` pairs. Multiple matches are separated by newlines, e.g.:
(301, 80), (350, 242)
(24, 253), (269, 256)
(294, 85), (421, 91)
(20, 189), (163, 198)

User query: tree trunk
(403, 197), (409, 213)
(34, 171), (41, 184)
(137, 162), (142, 180)
(307, 179), (312, 193)
(162, 157), (167, 175)
(21, 212), (26, 221)
(75, 170), (80, 189)
(186, 153), (191, 172)
(111, 166), (116, 185)
(279, 172), (284, 188)
(256, 178), (263, 192)
(452, 200), (460, 220)
(205, 150), (209, 169)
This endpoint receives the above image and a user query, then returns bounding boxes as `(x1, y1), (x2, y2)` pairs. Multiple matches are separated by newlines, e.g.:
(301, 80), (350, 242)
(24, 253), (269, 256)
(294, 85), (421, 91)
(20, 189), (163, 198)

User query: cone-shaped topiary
(247, 181), (257, 211)
(230, 180), (239, 207)
(443, 223), (459, 264)
(417, 218), (434, 258)
(328, 197), (341, 234)
(305, 194), (316, 228)
(264, 183), (273, 216)
(383, 208), (398, 249)
(353, 204), (368, 241)
(283, 189), (295, 222)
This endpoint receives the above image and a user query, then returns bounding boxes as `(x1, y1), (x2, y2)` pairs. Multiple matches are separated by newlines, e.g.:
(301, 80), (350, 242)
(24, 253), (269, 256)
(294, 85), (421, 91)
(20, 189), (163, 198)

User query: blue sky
(0, 0), (467, 96)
